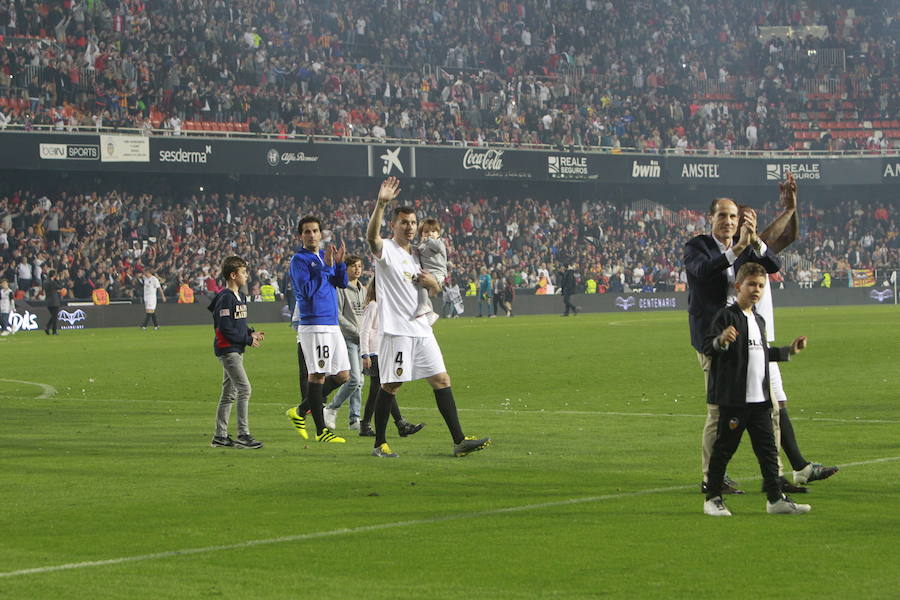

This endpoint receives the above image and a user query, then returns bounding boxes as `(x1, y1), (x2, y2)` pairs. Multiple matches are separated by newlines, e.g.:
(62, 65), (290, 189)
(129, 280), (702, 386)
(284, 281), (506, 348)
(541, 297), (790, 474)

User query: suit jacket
(684, 234), (780, 352)
(701, 303), (791, 406)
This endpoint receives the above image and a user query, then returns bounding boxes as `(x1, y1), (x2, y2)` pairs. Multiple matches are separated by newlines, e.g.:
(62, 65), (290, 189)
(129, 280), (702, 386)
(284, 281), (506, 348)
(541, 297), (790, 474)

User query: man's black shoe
(701, 478), (745, 495)
(397, 419), (425, 437)
(765, 476), (808, 494)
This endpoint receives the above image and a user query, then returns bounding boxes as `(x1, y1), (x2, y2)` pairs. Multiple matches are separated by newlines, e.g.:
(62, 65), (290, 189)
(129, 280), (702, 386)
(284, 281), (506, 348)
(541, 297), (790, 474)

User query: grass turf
(1, 305), (899, 598)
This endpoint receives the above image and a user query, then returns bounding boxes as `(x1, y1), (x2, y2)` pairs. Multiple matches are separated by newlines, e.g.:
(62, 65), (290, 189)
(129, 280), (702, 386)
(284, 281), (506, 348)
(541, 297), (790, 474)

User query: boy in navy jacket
(702, 262), (810, 517)
(209, 256), (265, 449)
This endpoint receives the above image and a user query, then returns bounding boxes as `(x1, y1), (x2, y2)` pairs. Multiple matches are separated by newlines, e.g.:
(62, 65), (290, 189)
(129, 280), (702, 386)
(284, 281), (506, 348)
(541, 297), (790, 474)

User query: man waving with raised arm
(366, 177), (491, 458)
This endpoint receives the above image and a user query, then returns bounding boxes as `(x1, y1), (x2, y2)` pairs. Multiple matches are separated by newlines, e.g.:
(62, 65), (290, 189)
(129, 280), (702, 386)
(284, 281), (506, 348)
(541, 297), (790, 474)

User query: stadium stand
(0, 0), (897, 151)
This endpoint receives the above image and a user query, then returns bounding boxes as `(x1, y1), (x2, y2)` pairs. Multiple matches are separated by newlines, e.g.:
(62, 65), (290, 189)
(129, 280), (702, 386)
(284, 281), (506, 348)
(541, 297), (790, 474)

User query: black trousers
(297, 342), (308, 402)
(45, 305), (60, 333)
(563, 294), (577, 315)
(707, 402), (782, 502)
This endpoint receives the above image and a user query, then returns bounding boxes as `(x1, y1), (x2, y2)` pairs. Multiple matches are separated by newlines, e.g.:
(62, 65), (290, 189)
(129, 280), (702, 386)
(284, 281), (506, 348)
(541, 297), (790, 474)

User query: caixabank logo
(766, 163), (821, 181)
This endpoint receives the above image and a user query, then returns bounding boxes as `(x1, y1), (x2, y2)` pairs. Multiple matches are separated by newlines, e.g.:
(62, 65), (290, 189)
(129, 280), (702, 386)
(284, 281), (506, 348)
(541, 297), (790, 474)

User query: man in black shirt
(43, 269), (62, 335)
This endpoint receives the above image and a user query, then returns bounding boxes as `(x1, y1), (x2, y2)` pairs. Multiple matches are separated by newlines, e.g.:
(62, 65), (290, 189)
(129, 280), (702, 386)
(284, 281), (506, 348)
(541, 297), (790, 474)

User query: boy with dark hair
(324, 254), (367, 430)
(702, 262), (810, 517)
(209, 256), (265, 449)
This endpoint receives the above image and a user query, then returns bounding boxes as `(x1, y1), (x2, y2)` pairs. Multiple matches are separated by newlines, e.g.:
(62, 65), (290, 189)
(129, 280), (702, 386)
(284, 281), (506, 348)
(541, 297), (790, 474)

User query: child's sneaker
(234, 434), (263, 449)
(211, 435), (234, 448)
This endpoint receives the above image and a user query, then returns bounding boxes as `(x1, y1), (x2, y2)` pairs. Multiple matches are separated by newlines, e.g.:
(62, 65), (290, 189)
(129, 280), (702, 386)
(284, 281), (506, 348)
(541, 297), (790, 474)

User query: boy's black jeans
(706, 401), (782, 503)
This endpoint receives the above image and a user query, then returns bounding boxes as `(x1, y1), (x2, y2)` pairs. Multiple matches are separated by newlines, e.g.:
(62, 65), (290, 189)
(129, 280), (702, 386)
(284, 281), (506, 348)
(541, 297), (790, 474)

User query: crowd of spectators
(1, 0), (899, 151)
(1, 181), (896, 305)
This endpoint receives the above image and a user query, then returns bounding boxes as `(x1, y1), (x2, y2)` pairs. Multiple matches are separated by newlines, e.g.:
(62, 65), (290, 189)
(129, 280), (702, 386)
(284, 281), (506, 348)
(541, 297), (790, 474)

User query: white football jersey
(375, 238), (431, 337)
(143, 275), (161, 300)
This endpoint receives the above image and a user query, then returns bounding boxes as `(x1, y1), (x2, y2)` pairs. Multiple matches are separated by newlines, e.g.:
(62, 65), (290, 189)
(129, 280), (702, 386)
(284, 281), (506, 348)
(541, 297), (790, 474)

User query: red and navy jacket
(209, 289), (255, 356)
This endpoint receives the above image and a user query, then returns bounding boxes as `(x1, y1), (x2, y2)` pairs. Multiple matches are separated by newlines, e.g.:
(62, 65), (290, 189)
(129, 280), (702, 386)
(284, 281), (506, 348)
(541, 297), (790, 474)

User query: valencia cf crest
(318, 360), (325, 368)
(728, 417), (740, 430)
(395, 367), (403, 376)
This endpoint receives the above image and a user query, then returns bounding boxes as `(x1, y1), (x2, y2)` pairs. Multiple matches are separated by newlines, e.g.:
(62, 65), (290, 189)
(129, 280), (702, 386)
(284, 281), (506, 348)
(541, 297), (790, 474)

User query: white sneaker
(703, 496), (732, 517)
(0, 331), (9, 337)
(323, 407), (337, 430)
(767, 496), (811, 515)
(348, 420), (360, 431)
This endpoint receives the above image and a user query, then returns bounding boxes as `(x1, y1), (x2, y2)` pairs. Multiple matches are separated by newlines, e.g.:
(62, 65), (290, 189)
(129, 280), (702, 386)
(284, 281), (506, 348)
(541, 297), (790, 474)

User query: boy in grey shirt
(414, 218), (447, 325)
(324, 255), (367, 430)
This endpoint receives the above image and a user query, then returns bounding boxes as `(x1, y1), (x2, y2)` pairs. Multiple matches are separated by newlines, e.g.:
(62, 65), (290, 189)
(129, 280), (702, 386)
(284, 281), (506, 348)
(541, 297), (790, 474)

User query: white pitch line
(2, 454), (900, 580)
(3, 393), (899, 425)
(0, 379), (57, 399)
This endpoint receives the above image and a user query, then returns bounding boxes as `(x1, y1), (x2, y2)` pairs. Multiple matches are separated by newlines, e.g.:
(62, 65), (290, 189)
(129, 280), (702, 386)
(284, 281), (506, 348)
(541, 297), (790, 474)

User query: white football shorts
(768, 361), (788, 403)
(379, 333), (446, 383)
(299, 325), (350, 375)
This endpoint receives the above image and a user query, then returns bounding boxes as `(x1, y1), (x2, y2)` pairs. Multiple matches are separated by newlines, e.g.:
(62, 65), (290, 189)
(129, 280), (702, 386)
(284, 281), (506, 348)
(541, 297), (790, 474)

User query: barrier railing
(0, 122), (898, 157)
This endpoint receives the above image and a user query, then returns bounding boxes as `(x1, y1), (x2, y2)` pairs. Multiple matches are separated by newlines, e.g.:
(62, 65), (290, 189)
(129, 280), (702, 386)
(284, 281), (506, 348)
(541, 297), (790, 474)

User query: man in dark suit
(684, 197), (780, 494)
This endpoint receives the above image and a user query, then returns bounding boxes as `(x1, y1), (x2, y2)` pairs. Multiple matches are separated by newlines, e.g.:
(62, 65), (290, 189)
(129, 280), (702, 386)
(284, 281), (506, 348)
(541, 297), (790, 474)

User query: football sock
(391, 397), (403, 424)
(141, 314), (151, 327)
(322, 375), (342, 401)
(150, 313), (158, 327)
(374, 388), (395, 446)
(779, 408), (808, 471)
(434, 387), (464, 444)
(361, 377), (378, 425)
(297, 343), (308, 402)
(306, 382), (326, 434)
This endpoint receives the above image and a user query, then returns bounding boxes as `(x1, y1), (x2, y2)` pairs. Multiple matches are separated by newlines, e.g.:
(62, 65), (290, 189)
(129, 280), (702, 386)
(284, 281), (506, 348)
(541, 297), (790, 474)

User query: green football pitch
(2, 306), (899, 598)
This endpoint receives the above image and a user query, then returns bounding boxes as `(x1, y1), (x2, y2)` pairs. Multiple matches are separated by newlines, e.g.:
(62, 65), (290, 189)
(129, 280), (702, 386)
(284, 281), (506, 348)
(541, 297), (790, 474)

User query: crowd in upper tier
(1, 0), (899, 151)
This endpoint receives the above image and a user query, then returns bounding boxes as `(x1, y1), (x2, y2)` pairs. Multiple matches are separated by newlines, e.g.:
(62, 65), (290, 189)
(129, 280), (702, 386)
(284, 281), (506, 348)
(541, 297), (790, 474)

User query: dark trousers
(707, 402), (782, 502)
(563, 294), (577, 315)
(45, 305), (60, 333)
(297, 341), (308, 402)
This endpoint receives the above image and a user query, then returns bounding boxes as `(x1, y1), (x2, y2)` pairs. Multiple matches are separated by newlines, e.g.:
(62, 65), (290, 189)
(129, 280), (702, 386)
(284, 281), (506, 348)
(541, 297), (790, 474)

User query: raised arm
(760, 172), (799, 254)
(367, 177), (401, 258)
